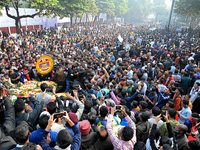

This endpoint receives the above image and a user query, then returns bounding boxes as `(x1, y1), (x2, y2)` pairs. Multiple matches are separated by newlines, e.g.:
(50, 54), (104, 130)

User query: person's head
(88, 112), (97, 125)
(57, 129), (73, 149)
(187, 140), (200, 150)
(40, 83), (48, 92)
(97, 125), (108, 140)
(151, 106), (161, 116)
(21, 142), (37, 150)
(160, 136), (172, 147)
(138, 112), (149, 122)
(121, 90), (128, 97)
(131, 100), (138, 109)
(14, 99), (25, 113)
(119, 126), (134, 141)
(140, 77), (145, 83)
(15, 124), (30, 145)
(119, 99), (126, 106)
(47, 102), (57, 114)
(39, 115), (49, 129)
(134, 141), (146, 150)
(164, 88), (170, 94)
(182, 99), (189, 108)
(168, 71), (173, 77)
(167, 108), (177, 120)
(150, 87), (156, 94)
(174, 124), (188, 137)
(160, 144), (172, 150)
(79, 120), (91, 135)
(175, 87), (183, 95)
(84, 100), (93, 111)
(100, 106), (108, 118)
(139, 101), (148, 110)
(194, 82), (200, 89)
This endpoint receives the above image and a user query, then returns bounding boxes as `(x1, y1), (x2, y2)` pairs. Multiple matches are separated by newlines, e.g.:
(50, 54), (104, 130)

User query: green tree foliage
(114, 0), (129, 17)
(174, 0), (200, 26)
(174, 0), (200, 17)
(58, 0), (89, 25)
(96, 0), (115, 16)
(0, 0), (60, 33)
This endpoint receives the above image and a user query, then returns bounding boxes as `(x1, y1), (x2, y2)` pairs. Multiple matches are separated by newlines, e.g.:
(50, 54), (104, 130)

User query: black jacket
(15, 96), (42, 131)
(0, 97), (15, 139)
(150, 123), (177, 150)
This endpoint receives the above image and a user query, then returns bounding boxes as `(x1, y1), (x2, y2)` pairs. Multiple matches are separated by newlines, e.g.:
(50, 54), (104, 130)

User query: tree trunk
(15, 19), (20, 34)
(70, 15), (73, 27)
(80, 17), (82, 23)
(86, 13), (88, 22)
(75, 16), (77, 24)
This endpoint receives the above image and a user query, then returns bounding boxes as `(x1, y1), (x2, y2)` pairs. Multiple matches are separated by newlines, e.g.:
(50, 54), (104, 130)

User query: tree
(0, 0), (60, 34)
(95, 0), (115, 20)
(58, 0), (89, 26)
(152, 0), (168, 22)
(124, 0), (151, 22)
(85, 0), (99, 22)
(174, 0), (200, 26)
(114, 0), (129, 18)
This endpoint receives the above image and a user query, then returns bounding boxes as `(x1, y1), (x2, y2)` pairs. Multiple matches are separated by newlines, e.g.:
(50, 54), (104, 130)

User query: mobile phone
(116, 105), (122, 111)
(53, 112), (64, 121)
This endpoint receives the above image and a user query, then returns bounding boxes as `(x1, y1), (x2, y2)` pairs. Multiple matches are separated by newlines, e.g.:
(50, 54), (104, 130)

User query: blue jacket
(156, 92), (171, 108)
(29, 128), (57, 147)
(66, 122), (80, 137)
(184, 119), (193, 133)
(121, 91), (139, 110)
(39, 125), (81, 150)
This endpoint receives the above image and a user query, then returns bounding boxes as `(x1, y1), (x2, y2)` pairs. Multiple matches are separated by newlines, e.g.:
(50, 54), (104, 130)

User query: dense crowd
(0, 21), (200, 150)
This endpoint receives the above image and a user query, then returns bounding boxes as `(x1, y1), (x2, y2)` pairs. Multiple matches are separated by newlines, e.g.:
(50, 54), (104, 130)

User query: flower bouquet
(19, 84), (37, 90)
(37, 81), (57, 87)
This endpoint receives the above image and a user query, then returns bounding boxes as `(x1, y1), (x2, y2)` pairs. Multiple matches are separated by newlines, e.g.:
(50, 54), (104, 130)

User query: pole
(168, 0), (175, 31)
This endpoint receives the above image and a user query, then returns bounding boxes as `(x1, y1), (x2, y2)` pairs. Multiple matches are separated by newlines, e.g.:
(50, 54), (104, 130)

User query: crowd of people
(0, 21), (200, 150)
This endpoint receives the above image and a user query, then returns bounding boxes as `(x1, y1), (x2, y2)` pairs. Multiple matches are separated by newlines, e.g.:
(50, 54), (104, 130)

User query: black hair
(14, 99), (25, 112)
(183, 99), (189, 105)
(88, 112), (97, 125)
(168, 100), (175, 108)
(15, 124), (30, 145)
(160, 136), (172, 146)
(167, 108), (177, 119)
(140, 112), (149, 122)
(134, 141), (146, 150)
(121, 90), (127, 97)
(39, 115), (49, 129)
(162, 144), (172, 150)
(87, 83), (92, 90)
(114, 111), (123, 121)
(40, 83), (48, 92)
(192, 112), (199, 119)
(122, 126), (134, 141)
(120, 99), (127, 106)
(140, 101), (148, 109)
(84, 100), (93, 111)
(188, 140), (200, 150)
(176, 87), (183, 94)
(57, 129), (73, 148)
(152, 106), (161, 116)
(100, 106), (108, 118)
(22, 142), (37, 150)
(47, 102), (57, 114)
(132, 100), (138, 108)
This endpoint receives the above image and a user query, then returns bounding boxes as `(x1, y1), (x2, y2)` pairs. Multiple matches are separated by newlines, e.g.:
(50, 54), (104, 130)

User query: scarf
(189, 115), (198, 125)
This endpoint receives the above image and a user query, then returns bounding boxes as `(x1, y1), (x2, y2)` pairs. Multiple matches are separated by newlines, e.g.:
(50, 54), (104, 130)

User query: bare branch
(19, 12), (39, 19)
(5, 6), (16, 19)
